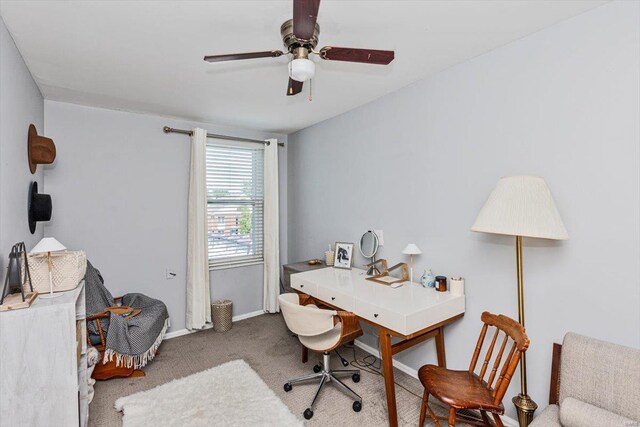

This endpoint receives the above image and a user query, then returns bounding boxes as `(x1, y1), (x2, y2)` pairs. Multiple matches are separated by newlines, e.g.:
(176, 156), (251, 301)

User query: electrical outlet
(375, 230), (384, 246)
(166, 269), (177, 280)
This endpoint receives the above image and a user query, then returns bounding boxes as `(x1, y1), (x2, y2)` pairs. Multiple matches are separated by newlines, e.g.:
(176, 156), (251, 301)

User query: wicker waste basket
(212, 299), (233, 332)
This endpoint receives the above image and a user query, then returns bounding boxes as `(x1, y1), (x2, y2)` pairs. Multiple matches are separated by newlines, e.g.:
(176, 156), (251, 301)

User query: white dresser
(0, 282), (88, 427)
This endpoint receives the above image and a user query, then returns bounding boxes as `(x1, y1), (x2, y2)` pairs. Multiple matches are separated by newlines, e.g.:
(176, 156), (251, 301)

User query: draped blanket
(85, 261), (170, 369)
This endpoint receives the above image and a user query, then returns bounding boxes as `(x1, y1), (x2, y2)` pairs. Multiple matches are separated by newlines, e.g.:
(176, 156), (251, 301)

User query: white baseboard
(232, 309), (266, 322)
(353, 339), (519, 427)
(164, 310), (265, 340)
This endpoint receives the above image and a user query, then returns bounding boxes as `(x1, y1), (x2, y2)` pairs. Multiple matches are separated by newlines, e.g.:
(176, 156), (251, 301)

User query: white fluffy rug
(115, 359), (303, 427)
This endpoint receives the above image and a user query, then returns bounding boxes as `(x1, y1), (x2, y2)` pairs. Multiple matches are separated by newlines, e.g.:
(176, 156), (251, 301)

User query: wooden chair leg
(492, 414), (504, 427)
(480, 411), (493, 426)
(129, 370), (146, 378)
(419, 390), (429, 426)
(426, 402), (441, 427)
(448, 407), (457, 427)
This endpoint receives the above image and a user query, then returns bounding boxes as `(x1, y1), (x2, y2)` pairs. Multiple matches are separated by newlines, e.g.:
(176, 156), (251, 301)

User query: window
(206, 141), (264, 269)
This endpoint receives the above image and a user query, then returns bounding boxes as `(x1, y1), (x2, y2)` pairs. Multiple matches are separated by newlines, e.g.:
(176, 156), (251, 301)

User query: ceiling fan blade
(293, 0), (320, 40)
(287, 78), (303, 96)
(204, 50), (283, 63)
(319, 47), (394, 65)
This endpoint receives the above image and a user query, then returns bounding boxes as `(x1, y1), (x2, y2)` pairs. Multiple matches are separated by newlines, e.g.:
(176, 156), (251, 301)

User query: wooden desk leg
(379, 330), (398, 427)
(301, 345), (308, 363)
(435, 326), (447, 368)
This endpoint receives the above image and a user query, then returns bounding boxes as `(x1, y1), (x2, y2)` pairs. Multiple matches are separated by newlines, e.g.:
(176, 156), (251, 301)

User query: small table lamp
(30, 237), (67, 298)
(402, 243), (422, 285)
(472, 176), (568, 426)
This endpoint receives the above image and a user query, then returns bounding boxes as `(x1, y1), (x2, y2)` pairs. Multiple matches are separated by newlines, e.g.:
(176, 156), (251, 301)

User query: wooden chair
(418, 312), (529, 427)
(85, 296), (146, 380)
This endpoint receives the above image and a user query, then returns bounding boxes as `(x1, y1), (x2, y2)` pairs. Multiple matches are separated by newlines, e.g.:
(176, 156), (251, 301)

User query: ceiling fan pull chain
(308, 78), (313, 102)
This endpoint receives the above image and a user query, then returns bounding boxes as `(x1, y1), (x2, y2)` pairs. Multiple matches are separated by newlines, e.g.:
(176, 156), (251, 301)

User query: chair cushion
(560, 397), (636, 427)
(529, 405), (561, 427)
(298, 322), (342, 352)
(559, 332), (640, 420)
(418, 365), (504, 413)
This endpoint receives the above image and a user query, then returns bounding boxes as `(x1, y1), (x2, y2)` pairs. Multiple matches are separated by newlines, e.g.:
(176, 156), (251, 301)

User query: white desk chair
(279, 293), (364, 420)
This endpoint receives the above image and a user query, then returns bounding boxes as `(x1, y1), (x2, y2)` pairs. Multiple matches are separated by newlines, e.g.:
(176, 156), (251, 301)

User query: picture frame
(333, 242), (354, 270)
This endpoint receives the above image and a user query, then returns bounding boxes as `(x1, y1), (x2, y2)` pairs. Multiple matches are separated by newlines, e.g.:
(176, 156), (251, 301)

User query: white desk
(291, 267), (465, 427)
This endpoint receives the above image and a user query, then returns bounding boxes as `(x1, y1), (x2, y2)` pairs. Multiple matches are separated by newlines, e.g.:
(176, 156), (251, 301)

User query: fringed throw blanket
(85, 261), (170, 369)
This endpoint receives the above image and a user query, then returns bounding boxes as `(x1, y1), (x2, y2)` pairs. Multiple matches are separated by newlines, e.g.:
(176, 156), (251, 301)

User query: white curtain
(263, 138), (280, 313)
(186, 128), (211, 330)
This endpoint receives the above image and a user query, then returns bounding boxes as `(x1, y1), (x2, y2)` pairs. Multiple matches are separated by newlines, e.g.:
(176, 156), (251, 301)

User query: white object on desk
(0, 282), (88, 427)
(401, 243), (422, 288)
(450, 277), (465, 296)
(291, 267), (465, 336)
(325, 249), (335, 266)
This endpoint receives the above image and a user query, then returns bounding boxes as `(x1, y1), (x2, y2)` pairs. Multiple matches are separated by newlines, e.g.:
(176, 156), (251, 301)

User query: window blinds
(206, 143), (264, 269)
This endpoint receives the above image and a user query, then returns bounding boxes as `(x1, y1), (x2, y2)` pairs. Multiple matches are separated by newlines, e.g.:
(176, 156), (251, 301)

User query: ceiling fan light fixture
(289, 58), (315, 82)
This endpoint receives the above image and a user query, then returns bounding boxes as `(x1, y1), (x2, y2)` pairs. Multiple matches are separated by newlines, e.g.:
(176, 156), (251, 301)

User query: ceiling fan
(203, 0), (395, 96)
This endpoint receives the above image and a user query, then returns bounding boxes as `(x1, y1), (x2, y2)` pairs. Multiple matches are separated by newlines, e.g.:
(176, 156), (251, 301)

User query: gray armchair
(530, 332), (639, 427)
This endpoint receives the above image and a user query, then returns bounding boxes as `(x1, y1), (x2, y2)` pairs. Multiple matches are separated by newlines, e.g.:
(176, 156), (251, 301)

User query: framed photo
(333, 242), (354, 270)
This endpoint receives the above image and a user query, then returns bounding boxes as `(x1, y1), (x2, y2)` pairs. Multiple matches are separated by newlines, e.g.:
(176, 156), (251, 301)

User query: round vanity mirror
(359, 230), (379, 259)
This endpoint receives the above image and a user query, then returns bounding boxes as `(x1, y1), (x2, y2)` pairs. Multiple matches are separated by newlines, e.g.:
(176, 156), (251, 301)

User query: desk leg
(301, 345), (308, 363)
(435, 326), (447, 368)
(379, 330), (398, 427)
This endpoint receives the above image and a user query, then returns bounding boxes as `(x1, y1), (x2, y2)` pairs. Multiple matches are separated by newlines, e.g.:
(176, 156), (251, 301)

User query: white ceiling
(0, 0), (606, 134)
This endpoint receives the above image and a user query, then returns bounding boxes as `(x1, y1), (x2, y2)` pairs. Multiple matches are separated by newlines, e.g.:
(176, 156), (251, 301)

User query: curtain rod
(163, 126), (284, 147)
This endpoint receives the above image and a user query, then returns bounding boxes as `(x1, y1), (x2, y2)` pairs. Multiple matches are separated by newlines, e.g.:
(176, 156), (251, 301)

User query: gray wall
(44, 101), (287, 331)
(0, 17), (44, 266)
(287, 1), (639, 418)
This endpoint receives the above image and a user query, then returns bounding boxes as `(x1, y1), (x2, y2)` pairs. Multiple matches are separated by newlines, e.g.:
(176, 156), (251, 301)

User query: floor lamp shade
(471, 176), (568, 240)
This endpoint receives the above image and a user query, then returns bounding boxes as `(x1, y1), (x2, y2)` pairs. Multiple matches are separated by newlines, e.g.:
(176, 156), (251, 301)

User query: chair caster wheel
(352, 373), (360, 383)
(283, 383), (292, 392)
(313, 364), (321, 373)
(341, 359), (349, 367)
(353, 401), (362, 412)
(304, 408), (314, 419)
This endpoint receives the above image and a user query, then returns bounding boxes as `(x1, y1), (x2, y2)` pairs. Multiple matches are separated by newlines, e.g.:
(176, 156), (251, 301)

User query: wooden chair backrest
(468, 312), (530, 405)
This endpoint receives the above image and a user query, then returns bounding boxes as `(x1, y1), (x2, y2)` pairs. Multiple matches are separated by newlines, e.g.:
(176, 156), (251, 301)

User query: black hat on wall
(28, 182), (52, 234)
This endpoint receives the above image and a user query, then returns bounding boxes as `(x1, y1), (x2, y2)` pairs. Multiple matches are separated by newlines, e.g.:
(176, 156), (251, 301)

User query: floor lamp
(471, 176), (568, 427)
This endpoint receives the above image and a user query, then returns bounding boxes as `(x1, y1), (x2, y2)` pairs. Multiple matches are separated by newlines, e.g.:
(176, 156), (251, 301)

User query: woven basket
(212, 299), (233, 332)
(21, 250), (87, 294)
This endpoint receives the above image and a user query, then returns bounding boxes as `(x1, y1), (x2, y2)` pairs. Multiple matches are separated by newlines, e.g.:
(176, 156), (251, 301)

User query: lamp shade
(471, 176), (568, 240)
(30, 237), (66, 254)
(402, 243), (422, 255)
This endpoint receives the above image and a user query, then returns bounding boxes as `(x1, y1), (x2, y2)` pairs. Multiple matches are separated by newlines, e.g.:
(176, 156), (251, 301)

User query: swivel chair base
(284, 352), (362, 420)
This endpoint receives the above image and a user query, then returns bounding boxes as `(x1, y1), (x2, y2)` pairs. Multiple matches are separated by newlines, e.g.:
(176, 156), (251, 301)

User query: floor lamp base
(512, 393), (538, 427)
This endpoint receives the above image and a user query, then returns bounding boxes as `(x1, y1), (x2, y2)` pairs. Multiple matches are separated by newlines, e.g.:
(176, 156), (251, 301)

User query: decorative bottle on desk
(420, 269), (435, 288)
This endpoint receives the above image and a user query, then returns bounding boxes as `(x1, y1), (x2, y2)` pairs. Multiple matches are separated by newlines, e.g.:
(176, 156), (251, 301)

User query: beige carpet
(90, 313), (471, 426)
